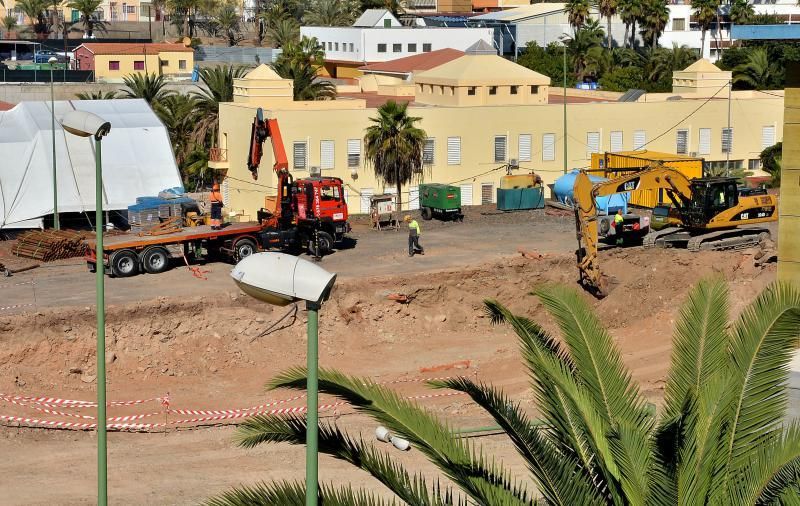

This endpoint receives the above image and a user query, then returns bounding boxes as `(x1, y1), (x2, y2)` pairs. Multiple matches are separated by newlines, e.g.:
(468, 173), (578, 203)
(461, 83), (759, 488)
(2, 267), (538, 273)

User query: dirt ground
(0, 207), (779, 505)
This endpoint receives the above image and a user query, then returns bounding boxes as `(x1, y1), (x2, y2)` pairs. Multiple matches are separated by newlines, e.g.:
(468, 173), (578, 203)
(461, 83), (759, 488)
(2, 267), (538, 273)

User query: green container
(496, 187), (545, 211)
(418, 183), (462, 221)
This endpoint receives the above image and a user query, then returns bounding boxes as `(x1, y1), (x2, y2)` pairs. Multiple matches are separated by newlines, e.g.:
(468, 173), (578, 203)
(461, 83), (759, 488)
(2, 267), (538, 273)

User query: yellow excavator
(573, 165), (778, 297)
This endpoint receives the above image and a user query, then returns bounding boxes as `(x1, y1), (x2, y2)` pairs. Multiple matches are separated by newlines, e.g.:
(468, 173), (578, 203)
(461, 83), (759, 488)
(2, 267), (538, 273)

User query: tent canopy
(0, 99), (183, 229)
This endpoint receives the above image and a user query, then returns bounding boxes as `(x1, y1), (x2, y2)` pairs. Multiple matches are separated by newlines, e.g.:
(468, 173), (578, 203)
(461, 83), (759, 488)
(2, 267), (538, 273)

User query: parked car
(33, 51), (65, 64)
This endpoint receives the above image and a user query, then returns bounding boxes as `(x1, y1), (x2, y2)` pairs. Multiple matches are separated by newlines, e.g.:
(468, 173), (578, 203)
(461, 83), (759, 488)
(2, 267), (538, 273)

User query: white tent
(0, 99), (183, 229)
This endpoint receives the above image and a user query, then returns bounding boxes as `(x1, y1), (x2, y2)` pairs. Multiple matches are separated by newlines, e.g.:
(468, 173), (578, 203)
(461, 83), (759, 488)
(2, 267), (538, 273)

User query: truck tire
(234, 238), (257, 261)
(110, 249), (139, 277)
(307, 231), (334, 257)
(421, 207), (433, 221)
(141, 247), (170, 274)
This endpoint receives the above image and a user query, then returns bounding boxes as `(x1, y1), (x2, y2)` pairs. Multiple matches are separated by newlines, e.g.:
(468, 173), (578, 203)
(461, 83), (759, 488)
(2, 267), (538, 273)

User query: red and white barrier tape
(0, 303), (33, 312)
(377, 376), (454, 386)
(0, 393), (167, 409)
(167, 394), (305, 417)
(0, 395), (94, 419)
(0, 280), (35, 288)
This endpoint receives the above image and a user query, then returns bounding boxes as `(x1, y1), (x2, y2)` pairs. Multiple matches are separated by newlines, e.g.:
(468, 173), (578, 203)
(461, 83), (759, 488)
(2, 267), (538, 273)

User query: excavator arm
(246, 108), (290, 222)
(573, 166), (693, 297)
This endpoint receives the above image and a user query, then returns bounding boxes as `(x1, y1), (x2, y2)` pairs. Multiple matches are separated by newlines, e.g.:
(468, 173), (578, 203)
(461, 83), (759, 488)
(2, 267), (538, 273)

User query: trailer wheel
(308, 231), (334, 257)
(141, 247), (170, 274)
(110, 249), (139, 277)
(421, 207), (433, 221)
(234, 238), (257, 261)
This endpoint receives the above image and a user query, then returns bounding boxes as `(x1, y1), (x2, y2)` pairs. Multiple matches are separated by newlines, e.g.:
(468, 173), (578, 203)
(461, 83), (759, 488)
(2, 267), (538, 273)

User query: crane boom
(247, 108), (289, 179)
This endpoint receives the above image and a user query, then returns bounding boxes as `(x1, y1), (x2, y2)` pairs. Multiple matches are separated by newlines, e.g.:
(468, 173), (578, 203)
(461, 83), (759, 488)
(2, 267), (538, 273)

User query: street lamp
(49, 55), (59, 230)
(230, 252), (337, 506)
(59, 110), (111, 506)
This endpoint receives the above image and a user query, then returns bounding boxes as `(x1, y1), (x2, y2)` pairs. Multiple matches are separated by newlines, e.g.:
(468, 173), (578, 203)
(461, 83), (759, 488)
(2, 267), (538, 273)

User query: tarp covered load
(0, 99), (183, 229)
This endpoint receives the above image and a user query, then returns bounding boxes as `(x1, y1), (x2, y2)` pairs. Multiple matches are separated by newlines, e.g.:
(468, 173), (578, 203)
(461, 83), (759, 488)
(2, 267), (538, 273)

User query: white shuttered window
(676, 130), (688, 155)
(423, 138), (435, 164)
(460, 184), (473, 206)
(293, 141), (307, 169)
(633, 130), (646, 150)
(447, 136), (461, 165)
(762, 125), (775, 149)
(698, 128), (711, 155)
(360, 188), (373, 214)
(494, 135), (507, 162)
(543, 133), (555, 161)
(722, 128), (733, 153)
(610, 131), (623, 152)
(347, 139), (360, 167)
(320, 140), (334, 170)
(587, 132), (600, 157)
(518, 134), (532, 162)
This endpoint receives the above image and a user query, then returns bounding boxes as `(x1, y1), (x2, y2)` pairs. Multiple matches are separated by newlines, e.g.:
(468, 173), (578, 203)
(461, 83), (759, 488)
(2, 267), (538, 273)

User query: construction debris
(138, 217), (183, 237)
(12, 229), (88, 261)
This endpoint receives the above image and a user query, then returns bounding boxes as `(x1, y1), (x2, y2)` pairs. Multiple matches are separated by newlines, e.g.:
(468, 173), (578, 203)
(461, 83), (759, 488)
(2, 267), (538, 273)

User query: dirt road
(0, 208), (778, 504)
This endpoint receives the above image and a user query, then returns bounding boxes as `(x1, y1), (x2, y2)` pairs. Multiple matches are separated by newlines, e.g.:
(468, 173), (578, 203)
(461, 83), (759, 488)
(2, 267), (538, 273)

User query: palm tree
(733, 47), (782, 90)
(75, 90), (119, 99)
(209, 278), (800, 504)
(729, 0), (754, 44)
(271, 37), (336, 100)
(16, 0), (49, 38)
(2, 15), (18, 35)
(617, 0), (642, 47)
(693, 0), (718, 58)
(596, 0), (617, 48)
(303, 0), (353, 26)
(120, 73), (172, 104)
(645, 43), (698, 82)
(564, 19), (605, 80)
(65, 0), (102, 38)
(266, 17), (299, 48)
(564, 0), (591, 32)
(363, 101), (426, 211)
(154, 94), (199, 167)
(191, 64), (248, 151)
(215, 4), (241, 46)
(639, 0), (669, 48)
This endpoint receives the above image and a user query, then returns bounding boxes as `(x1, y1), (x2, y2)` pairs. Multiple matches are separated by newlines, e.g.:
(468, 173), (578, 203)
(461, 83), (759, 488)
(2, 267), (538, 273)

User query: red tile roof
(76, 43), (194, 55)
(358, 48), (464, 75)
(0, 100), (14, 111)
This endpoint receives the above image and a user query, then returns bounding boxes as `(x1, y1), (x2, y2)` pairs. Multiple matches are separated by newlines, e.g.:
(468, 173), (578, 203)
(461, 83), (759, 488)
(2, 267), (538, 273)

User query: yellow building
(779, 63), (799, 283)
(210, 57), (784, 222)
(73, 42), (194, 82)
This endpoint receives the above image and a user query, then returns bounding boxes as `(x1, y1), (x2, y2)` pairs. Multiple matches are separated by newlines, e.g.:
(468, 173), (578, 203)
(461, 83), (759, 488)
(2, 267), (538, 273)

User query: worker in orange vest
(210, 181), (223, 230)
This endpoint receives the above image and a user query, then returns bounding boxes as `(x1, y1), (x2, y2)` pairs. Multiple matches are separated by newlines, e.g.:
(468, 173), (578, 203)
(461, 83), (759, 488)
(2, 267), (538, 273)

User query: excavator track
(686, 228), (771, 252)
(642, 227), (683, 249)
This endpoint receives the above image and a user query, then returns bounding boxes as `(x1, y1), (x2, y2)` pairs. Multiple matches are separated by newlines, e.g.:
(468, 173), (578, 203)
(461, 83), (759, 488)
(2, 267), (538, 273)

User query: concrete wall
(216, 94), (784, 216)
(779, 63), (800, 283)
(0, 81), (204, 102)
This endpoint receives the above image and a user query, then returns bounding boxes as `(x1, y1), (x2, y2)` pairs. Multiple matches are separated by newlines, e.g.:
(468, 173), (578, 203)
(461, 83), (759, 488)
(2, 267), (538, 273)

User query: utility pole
(563, 44), (568, 174)
(726, 78), (732, 176)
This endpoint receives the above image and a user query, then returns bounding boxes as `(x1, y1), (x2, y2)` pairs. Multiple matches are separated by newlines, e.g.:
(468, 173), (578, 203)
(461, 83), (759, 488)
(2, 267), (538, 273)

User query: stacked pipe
(12, 230), (88, 261)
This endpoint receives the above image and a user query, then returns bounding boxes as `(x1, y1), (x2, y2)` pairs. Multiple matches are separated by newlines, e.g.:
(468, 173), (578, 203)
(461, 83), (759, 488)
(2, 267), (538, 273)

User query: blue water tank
(552, 170), (629, 215)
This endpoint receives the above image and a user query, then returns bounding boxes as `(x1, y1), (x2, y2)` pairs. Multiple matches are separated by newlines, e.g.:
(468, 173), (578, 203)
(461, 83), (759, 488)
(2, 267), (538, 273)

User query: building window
(349, 43), (354, 52)
(530, 85), (539, 94)
(698, 128), (711, 155)
(335, 42), (339, 51)
(721, 127), (733, 153)
(383, 18), (391, 27)
(481, 183), (494, 205)
(140, 2), (151, 17)
(347, 139), (360, 167)
(518, 134), (532, 162)
(293, 141), (307, 170)
(543, 133), (556, 161)
(762, 125), (775, 149)
(447, 136), (461, 165)
(673, 18), (686, 31)
(587, 132), (600, 157)
(748, 159), (762, 171)
(633, 129), (646, 150)
(178, 59), (186, 70)
(610, 131), (623, 152)
(377, 43), (386, 53)
(676, 129), (689, 155)
(133, 60), (144, 70)
(467, 86), (476, 96)
(160, 60), (168, 66)
(494, 135), (507, 162)
(408, 43), (417, 52)
(510, 85), (518, 95)
(126, 5), (135, 13)
(422, 43), (432, 52)
(327, 42), (332, 50)
(360, 188), (373, 213)
(320, 140), (334, 170)
(108, 60), (120, 70)
(489, 86), (497, 95)
(392, 43), (401, 52)
(423, 138), (435, 164)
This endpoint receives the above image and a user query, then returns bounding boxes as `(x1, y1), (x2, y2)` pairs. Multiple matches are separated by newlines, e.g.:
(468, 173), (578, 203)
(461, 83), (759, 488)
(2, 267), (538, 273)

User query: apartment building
(73, 42), (193, 81)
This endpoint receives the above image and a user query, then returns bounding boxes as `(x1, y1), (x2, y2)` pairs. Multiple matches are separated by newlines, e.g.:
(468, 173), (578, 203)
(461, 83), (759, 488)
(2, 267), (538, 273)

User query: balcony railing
(209, 147), (228, 162)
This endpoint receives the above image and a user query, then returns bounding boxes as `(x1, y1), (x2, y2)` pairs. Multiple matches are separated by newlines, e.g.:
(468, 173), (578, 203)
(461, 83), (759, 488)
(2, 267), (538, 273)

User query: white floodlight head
(48, 56), (58, 64)
(59, 110), (111, 140)
(230, 252), (337, 307)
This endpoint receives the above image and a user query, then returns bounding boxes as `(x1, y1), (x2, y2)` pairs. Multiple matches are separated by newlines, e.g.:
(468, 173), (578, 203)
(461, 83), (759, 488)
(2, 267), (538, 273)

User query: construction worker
(614, 208), (624, 246)
(210, 181), (223, 230)
(405, 215), (424, 257)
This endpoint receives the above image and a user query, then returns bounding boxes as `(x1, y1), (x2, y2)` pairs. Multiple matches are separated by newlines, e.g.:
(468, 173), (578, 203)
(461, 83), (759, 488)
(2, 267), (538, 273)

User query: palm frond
(235, 414), (461, 506)
(206, 480), (395, 506)
(736, 422), (800, 505)
(664, 276), (730, 419)
(431, 376), (604, 506)
(719, 282), (800, 479)
(268, 367), (530, 505)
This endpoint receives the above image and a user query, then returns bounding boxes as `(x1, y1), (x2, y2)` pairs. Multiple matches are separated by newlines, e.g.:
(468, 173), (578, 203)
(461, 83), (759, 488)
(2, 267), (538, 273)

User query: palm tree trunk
(624, 22), (629, 48)
(630, 19), (636, 48)
(395, 163), (402, 211)
(607, 15), (612, 48)
(701, 28), (706, 58)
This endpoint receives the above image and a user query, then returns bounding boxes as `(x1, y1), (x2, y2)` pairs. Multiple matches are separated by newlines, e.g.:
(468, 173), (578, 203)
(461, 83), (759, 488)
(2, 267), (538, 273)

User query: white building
(300, 9), (495, 78)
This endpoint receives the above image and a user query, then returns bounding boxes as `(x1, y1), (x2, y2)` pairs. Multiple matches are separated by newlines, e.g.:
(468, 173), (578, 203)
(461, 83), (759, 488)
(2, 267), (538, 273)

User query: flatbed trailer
(86, 222), (264, 277)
